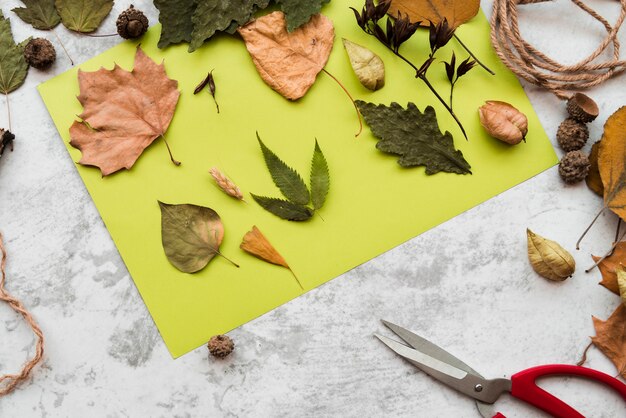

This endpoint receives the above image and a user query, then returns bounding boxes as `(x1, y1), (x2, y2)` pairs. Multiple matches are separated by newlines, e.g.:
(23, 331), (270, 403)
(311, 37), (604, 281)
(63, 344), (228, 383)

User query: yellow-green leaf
(55, 0), (113, 33)
(0, 11), (29, 95)
(12, 0), (61, 30)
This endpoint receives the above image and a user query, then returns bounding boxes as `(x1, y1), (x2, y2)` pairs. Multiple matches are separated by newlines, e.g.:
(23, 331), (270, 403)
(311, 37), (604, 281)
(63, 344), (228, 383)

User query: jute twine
(0, 233), (44, 397)
(491, 0), (626, 100)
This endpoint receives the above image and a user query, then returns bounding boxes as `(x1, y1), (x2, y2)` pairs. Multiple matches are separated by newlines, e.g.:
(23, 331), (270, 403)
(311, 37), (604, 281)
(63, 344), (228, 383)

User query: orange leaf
(592, 242), (626, 295)
(586, 141), (604, 197)
(598, 107), (626, 221)
(238, 12), (334, 100)
(69, 46), (180, 176)
(389, 0), (480, 29)
(240, 226), (290, 269)
(591, 304), (626, 379)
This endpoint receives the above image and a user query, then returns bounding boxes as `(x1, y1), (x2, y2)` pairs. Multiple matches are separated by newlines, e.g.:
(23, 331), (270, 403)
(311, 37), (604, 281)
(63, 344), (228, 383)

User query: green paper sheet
(39, 2), (557, 358)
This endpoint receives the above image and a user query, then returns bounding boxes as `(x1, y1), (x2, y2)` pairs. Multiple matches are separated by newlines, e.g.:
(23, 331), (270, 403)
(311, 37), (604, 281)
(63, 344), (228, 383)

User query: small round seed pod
(24, 38), (56, 70)
(559, 150), (590, 184)
(557, 118), (589, 151)
(116, 5), (149, 39)
(207, 335), (234, 359)
(567, 93), (599, 123)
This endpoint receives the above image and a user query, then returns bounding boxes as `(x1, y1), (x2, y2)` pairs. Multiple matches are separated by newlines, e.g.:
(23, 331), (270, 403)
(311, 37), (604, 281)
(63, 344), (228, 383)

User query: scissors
(375, 320), (626, 418)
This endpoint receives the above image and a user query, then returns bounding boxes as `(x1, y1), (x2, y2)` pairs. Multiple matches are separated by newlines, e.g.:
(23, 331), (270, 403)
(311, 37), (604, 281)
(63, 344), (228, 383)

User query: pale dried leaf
(342, 38), (384, 91)
(527, 229), (575, 281)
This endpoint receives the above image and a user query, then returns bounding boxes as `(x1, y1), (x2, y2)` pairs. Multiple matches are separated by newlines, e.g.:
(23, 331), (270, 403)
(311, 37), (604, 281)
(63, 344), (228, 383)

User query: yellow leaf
(598, 106), (626, 221)
(586, 141), (604, 197)
(527, 229), (575, 281)
(388, 0), (480, 29)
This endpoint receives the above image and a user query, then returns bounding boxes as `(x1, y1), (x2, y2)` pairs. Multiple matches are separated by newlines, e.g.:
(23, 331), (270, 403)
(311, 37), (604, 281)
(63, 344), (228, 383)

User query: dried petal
(478, 101), (528, 145)
(527, 229), (575, 281)
(342, 38), (384, 91)
(209, 167), (243, 201)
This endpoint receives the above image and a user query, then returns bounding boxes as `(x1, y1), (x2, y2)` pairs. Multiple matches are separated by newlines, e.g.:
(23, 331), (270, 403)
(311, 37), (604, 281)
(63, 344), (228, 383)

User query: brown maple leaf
(389, 0), (480, 29)
(592, 304), (626, 378)
(592, 242), (626, 295)
(238, 12), (334, 101)
(69, 46), (181, 176)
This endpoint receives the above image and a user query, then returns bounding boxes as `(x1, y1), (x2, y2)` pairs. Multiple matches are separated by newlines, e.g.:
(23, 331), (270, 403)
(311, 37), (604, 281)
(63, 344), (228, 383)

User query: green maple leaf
(0, 11), (29, 95)
(55, 0), (113, 33)
(356, 101), (472, 175)
(12, 0), (61, 30)
(154, 0), (197, 48)
(277, 0), (331, 32)
(310, 139), (329, 210)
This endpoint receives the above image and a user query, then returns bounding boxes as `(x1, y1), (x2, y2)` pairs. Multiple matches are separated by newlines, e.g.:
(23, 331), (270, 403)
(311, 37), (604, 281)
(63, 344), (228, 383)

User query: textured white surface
(0, 1), (625, 417)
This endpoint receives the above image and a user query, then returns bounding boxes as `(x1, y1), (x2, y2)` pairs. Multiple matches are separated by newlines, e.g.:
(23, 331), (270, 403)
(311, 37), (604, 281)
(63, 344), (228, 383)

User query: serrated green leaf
(55, 0), (113, 33)
(189, 0), (270, 52)
(310, 139), (329, 210)
(257, 133), (310, 205)
(0, 11), (29, 94)
(154, 0), (196, 48)
(251, 195), (313, 221)
(12, 0), (61, 30)
(278, 0), (331, 32)
(356, 101), (472, 175)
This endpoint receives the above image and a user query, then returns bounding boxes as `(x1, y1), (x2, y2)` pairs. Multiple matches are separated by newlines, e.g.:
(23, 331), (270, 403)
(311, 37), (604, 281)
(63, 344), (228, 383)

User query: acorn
(207, 335), (234, 359)
(24, 38), (56, 70)
(566, 93), (599, 123)
(559, 150), (590, 184)
(556, 118), (589, 151)
(116, 5), (149, 39)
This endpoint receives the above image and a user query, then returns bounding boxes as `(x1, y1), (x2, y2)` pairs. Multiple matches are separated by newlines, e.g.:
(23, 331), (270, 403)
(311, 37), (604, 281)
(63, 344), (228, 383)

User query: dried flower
(478, 101), (528, 145)
(429, 19), (454, 52)
(209, 167), (243, 201)
(527, 229), (575, 281)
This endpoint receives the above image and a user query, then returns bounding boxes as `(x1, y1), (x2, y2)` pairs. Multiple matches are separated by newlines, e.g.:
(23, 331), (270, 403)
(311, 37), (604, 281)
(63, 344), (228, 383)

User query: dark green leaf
(356, 101), (472, 175)
(257, 133), (310, 205)
(55, 0), (113, 33)
(277, 0), (331, 32)
(159, 201), (225, 273)
(251, 195), (313, 221)
(189, 0), (270, 52)
(12, 0), (61, 30)
(0, 11), (29, 94)
(154, 0), (196, 48)
(310, 140), (329, 210)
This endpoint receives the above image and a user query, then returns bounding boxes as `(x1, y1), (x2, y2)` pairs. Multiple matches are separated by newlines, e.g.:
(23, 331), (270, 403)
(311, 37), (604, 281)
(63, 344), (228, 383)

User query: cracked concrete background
(1, 1), (625, 417)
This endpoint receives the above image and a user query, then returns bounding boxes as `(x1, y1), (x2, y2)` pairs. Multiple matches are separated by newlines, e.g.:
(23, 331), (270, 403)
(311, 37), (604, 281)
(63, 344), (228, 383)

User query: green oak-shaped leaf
(55, 0), (113, 33)
(251, 195), (314, 221)
(278, 0), (331, 32)
(310, 140), (329, 210)
(257, 133), (310, 206)
(356, 101), (472, 175)
(12, 0), (61, 30)
(154, 0), (196, 48)
(159, 201), (228, 273)
(0, 11), (29, 94)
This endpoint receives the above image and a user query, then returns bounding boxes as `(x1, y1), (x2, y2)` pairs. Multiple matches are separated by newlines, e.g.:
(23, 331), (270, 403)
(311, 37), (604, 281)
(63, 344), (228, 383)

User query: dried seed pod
(116, 5), (149, 39)
(557, 118), (589, 151)
(559, 150), (590, 184)
(207, 335), (234, 358)
(478, 101), (528, 145)
(567, 93), (599, 123)
(24, 38), (56, 70)
(527, 229), (575, 281)
(209, 167), (243, 201)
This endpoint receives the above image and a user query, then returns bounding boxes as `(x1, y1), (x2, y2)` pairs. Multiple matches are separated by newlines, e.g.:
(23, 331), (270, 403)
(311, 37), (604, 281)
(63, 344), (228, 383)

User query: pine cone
(559, 150), (590, 184)
(24, 38), (56, 70)
(567, 93), (599, 123)
(207, 335), (234, 358)
(556, 118), (589, 151)
(116, 5), (149, 39)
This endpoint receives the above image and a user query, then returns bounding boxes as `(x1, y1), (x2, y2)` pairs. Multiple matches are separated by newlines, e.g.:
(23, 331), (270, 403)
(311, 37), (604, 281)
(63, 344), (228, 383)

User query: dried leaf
(586, 141), (604, 197)
(355, 101), (471, 174)
(69, 46), (181, 176)
(55, 0), (113, 33)
(310, 140), (329, 211)
(592, 304), (626, 379)
(250, 195), (314, 221)
(599, 107), (626, 222)
(617, 266), (626, 306)
(238, 12), (334, 100)
(592, 242), (626, 295)
(241, 226), (289, 268)
(154, 0), (196, 48)
(342, 38), (385, 91)
(159, 201), (235, 273)
(257, 134), (310, 206)
(0, 11), (30, 95)
(527, 229), (575, 281)
(12, 0), (61, 30)
(389, 0), (480, 29)
(209, 167), (244, 201)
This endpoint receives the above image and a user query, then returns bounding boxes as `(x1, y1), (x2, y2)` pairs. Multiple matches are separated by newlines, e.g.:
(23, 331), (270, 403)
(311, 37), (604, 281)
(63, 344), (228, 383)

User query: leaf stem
(160, 135), (181, 166)
(289, 268), (304, 290)
(53, 29), (74, 66)
(322, 68), (362, 137)
(576, 341), (593, 366)
(453, 34), (495, 75)
(584, 227), (626, 273)
(576, 206), (606, 250)
(214, 250), (240, 268)
(83, 33), (117, 38)
(4, 93), (11, 133)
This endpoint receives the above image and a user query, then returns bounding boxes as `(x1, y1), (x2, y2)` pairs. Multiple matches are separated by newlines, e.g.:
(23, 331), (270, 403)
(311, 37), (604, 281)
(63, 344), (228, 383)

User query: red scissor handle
(492, 364), (626, 418)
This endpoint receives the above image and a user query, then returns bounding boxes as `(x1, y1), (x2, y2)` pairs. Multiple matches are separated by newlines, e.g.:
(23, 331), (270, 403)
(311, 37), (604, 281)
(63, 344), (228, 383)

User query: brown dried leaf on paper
(586, 141), (604, 197)
(598, 106), (626, 221)
(591, 304), (626, 379)
(69, 46), (180, 176)
(237, 11), (334, 100)
(389, 0), (480, 29)
(592, 242), (626, 295)
(240, 226), (303, 289)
